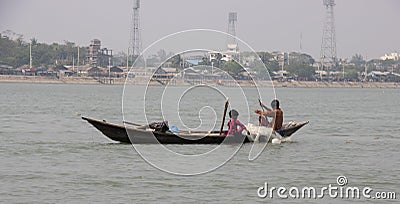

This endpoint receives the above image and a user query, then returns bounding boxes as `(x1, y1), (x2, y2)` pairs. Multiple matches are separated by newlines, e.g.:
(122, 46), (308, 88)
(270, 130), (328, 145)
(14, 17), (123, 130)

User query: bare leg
(259, 115), (269, 127)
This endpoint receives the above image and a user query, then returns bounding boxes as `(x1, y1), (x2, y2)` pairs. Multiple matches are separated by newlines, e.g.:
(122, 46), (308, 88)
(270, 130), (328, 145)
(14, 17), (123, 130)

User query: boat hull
(82, 117), (308, 144)
(82, 117), (249, 144)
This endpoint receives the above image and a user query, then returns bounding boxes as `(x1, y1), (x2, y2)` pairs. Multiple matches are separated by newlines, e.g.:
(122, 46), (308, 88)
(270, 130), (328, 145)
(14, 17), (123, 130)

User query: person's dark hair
(271, 99), (280, 109)
(229, 109), (239, 118)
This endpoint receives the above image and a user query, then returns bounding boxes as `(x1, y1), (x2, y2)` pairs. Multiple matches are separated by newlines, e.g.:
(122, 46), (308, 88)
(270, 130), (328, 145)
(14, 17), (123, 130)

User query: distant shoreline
(1, 75), (399, 88)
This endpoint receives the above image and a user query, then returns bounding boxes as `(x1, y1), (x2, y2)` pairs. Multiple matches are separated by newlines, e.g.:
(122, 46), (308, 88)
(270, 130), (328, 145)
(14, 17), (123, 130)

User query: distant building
(86, 39), (113, 66)
(380, 52), (399, 61)
(0, 63), (14, 74)
(87, 39), (101, 65)
(209, 51), (236, 62)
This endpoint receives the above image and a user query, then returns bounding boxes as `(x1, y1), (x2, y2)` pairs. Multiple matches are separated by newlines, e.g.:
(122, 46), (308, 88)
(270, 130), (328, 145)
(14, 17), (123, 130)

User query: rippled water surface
(0, 83), (399, 203)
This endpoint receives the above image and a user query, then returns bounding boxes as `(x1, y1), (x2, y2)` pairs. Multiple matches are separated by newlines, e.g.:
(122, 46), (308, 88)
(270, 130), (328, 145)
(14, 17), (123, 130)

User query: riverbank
(1, 75), (399, 88)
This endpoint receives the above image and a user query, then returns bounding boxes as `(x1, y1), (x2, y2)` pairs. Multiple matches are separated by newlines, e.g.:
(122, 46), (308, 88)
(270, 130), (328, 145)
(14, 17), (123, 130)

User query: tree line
(0, 32), (85, 68)
(1, 30), (398, 81)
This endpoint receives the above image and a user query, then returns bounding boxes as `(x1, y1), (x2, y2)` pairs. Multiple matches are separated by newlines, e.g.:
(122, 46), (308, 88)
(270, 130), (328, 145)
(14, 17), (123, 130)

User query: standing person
(227, 109), (250, 136)
(255, 99), (284, 135)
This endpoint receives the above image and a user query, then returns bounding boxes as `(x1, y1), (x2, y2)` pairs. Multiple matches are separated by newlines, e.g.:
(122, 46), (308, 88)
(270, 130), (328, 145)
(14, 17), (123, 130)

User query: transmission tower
(227, 12), (238, 53)
(320, 0), (337, 78)
(129, 0), (142, 62)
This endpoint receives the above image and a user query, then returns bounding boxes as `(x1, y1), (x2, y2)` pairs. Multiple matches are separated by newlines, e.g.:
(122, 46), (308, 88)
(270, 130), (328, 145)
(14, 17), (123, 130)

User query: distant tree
(30, 38), (38, 46)
(210, 53), (223, 68)
(169, 54), (182, 68)
(0, 31), (88, 68)
(345, 68), (359, 81)
(278, 52), (316, 80)
(380, 59), (396, 67)
(296, 53), (315, 65)
(286, 60), (315, 80)
(0, 35), (29, 67)
(257, 52), (273, 64)
(257, 52), (279, 73)
(350, 54), (365, 67)
(222, 60), (243, 77)
(157, 49), (167, 61)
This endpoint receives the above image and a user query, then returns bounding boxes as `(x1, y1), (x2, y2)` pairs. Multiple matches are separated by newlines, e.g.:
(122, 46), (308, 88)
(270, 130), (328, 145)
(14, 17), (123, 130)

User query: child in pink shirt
(227, 109), (249, 136)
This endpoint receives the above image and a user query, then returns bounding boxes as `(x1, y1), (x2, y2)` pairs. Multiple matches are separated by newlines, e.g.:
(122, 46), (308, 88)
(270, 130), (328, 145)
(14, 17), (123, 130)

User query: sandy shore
(1, 75), (399, 88)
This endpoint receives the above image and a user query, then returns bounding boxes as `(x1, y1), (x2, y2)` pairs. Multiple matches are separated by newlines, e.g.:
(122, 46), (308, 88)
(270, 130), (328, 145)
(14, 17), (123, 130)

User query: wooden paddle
(258, 98), (265, 112)
(219, 98), (229, 135)
(258, 98), (265, 126)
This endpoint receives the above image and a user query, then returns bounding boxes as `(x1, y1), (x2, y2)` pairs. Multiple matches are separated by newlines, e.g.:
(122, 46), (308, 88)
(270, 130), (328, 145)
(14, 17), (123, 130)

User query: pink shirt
(227, 119), (246, 135)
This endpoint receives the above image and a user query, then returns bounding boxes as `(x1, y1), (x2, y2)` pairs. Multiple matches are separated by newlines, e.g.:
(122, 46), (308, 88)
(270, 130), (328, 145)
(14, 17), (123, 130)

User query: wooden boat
(82, 116), (308, 144)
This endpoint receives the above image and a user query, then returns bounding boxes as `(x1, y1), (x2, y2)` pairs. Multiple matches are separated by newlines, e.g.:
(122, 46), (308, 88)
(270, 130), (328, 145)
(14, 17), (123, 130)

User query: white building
(380, 52), (399, 61)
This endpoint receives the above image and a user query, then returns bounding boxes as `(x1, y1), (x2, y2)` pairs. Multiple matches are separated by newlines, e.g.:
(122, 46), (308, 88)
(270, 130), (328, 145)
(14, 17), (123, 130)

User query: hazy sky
(1, 0), (399, 60)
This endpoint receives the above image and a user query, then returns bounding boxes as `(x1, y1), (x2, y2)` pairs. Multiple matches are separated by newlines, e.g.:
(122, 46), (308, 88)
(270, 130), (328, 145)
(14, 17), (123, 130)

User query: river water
(0, 83), (399, 203)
